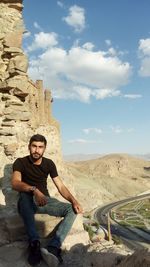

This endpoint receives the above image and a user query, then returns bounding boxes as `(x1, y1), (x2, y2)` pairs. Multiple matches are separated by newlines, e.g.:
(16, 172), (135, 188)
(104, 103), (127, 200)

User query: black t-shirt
(13, 156), (58, 196)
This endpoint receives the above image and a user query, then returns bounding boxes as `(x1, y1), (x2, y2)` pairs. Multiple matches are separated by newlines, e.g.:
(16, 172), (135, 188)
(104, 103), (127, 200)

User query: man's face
(29, 141), (46, 161)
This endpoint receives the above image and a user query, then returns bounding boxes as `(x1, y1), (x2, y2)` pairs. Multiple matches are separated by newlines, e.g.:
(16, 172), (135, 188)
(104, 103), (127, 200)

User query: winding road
(94, 193), (150, 250)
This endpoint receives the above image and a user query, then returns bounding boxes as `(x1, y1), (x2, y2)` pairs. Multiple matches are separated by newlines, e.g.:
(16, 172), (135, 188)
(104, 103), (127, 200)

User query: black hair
(29, 134), (47, 146)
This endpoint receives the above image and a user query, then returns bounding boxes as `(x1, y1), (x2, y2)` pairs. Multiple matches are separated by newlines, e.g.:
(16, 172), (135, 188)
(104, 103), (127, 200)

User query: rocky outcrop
(0, 0), (88, 251)
(117, 248), (150, 267)
(0, 0), (62, 177)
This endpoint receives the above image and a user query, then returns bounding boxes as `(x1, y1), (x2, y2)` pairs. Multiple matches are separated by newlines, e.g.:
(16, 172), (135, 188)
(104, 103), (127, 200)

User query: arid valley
(66, 153), (150, 211)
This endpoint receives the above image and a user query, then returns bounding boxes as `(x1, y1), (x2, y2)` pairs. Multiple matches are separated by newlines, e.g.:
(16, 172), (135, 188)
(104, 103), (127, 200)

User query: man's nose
(35, 147), (40, 153)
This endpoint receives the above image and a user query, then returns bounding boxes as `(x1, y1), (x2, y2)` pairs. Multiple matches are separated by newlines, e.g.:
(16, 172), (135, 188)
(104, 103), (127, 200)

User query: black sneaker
(41, 246), (63, 266)
(28, 240), (42, 266)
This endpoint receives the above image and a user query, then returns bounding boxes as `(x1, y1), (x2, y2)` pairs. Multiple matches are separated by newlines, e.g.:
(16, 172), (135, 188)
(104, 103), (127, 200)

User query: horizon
(63, 152), (150, 162)
(23, 0), (150, 155)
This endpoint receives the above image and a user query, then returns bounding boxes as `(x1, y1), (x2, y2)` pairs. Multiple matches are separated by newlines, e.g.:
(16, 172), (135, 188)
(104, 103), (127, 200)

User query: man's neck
(29, 156), (43, 165)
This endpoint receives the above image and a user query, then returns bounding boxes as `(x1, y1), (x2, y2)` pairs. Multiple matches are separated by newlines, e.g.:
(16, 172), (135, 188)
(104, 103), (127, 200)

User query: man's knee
(18, 192), (37, 214)
(66, 203), (77, 218)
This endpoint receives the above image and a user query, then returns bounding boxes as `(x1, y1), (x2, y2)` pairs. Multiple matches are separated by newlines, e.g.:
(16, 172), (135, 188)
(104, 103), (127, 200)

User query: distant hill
(64, 153), (150, 161)
(135, 153), (150, 160)
(63, 153), (103, 162)
(66, 153), (150, 211)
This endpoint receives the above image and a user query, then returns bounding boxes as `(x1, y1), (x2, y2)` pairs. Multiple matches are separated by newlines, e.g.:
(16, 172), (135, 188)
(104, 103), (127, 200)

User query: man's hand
(53, 176), (83, 214)
(72, 200), (83, 214)
(34, 189), (47, 206)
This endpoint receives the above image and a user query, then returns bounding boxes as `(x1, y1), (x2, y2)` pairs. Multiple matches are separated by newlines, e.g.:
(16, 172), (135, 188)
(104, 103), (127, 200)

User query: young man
(11, 134), (83, 267)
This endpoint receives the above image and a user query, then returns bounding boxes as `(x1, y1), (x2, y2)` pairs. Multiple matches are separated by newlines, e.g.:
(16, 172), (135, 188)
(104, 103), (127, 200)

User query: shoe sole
(41, 248), (59, 267)
(27, 262), (41, 267)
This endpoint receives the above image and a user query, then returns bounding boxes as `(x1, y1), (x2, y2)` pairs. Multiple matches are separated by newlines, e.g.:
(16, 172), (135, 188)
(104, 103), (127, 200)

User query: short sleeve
(13, 158), (24, 173)
(49, 160), (58, 178)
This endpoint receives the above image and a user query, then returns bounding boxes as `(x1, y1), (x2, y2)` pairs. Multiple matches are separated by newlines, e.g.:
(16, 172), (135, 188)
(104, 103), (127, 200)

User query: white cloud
(82, 42), (95, 51)
(64, 46), (131, 88)
(34, 21), (42, 31)
(68, 139), (100, 144)
(105, 39), (112, 46)
(71, 86), (92, 103)
(28, 33), (132, 102)
(27, 32), (58, 52)
(57, 1), (64, 8)
(138, 38), (150, 76)
(108, 47), (117, 56)
(139, 38), (150, 56)
(94, 89), (120, 100)
(111, 126), (123, 134)
(110, 126), (135, 134)
(83, 128), (102, 134)
(124, 94), (142, 99)
(63, 5), (86, 32)
(139, 58), (150, 76)
(127, 128), (135, 133)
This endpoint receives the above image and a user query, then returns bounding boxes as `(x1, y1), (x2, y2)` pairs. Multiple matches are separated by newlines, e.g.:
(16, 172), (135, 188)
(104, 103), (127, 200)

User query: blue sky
(23, 0), (150, 155)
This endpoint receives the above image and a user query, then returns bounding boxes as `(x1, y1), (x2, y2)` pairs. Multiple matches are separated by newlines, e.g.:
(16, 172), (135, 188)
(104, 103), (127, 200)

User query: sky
(23, 0), (150, 156)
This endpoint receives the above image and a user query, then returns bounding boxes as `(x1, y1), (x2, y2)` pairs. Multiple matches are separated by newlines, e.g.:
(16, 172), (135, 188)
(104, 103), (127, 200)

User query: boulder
(4, 47), (23, 54)
(117, 249), (150, 267)
(0, 126), (15, 136)
(8, 54), (28, 73)
(4, 143), (19, 156)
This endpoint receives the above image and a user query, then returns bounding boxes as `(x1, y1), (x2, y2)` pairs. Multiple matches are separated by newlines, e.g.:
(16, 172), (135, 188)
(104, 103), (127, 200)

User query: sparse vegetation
(113, 199), (150, 230)
(83, 223), (95, 240)
(112, 234), (123, 245)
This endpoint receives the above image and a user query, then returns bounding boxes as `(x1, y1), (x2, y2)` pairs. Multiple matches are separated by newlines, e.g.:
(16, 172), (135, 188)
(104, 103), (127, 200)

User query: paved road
(94, 193), (150, 250)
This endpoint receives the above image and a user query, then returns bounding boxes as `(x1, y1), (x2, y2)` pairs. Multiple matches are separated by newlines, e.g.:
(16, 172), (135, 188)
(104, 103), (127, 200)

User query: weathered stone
(5, 96), (24, 107)
(8, 3), (23, 12)
(2, 58), (9, 63)
(4, 143), (19, 156)
(0, 44), (3, 51)
(0, 34), (5, 40)
(0, 72), (9, 82)
(117, 249), (150, 267)
(0, 0), (22, 3)
(4, 31), (22, 48)
(0, 82), (11, 91)
(9, 88), (28, 98)
(1, 94), (15, 101)
(0, 62), (7, 72)
(0, 213), (9, 246)
(8, 69), (27, 77)
(4, 47), (23, 53)
(0, 126), (15, 136)
(4, 106), (30, 121)
(8, 54), (28, 73)
(2, 120), (14, 127)
(5, 77), (29, 96)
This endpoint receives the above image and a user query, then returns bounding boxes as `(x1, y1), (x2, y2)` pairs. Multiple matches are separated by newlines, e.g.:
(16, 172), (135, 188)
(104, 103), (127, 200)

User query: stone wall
(0, 0), (69, 205)
(0, 0), (89, 249)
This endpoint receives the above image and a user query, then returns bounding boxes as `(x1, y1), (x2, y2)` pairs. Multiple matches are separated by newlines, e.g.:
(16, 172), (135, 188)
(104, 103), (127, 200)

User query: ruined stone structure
(0, 0), (66, 202)
(0, 0), (59, 153)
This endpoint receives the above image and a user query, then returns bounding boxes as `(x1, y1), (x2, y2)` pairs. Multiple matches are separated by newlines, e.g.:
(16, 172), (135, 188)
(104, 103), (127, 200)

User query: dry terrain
(66, 154), (150, 212)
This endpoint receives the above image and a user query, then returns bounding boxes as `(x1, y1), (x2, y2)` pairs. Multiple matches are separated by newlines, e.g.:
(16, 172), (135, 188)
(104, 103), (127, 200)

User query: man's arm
(11, 171), (47, 206)
(52, 176), (83, 214)
(12, 171), (34, 192)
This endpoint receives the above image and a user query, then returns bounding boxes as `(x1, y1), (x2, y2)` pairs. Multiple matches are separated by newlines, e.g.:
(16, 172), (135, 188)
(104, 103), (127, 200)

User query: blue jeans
(18, 192), (77, 248)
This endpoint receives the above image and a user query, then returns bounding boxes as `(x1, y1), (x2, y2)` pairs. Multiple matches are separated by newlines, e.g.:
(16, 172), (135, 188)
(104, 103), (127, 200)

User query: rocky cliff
(0, 0), (89, 250)
(0, 0), (67, 204)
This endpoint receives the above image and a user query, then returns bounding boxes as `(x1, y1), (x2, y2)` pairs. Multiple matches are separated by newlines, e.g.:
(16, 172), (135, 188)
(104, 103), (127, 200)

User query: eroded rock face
(0, 0), (88, 251)
(117, 249), (150, 267)
(0, 0), (62, 171)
